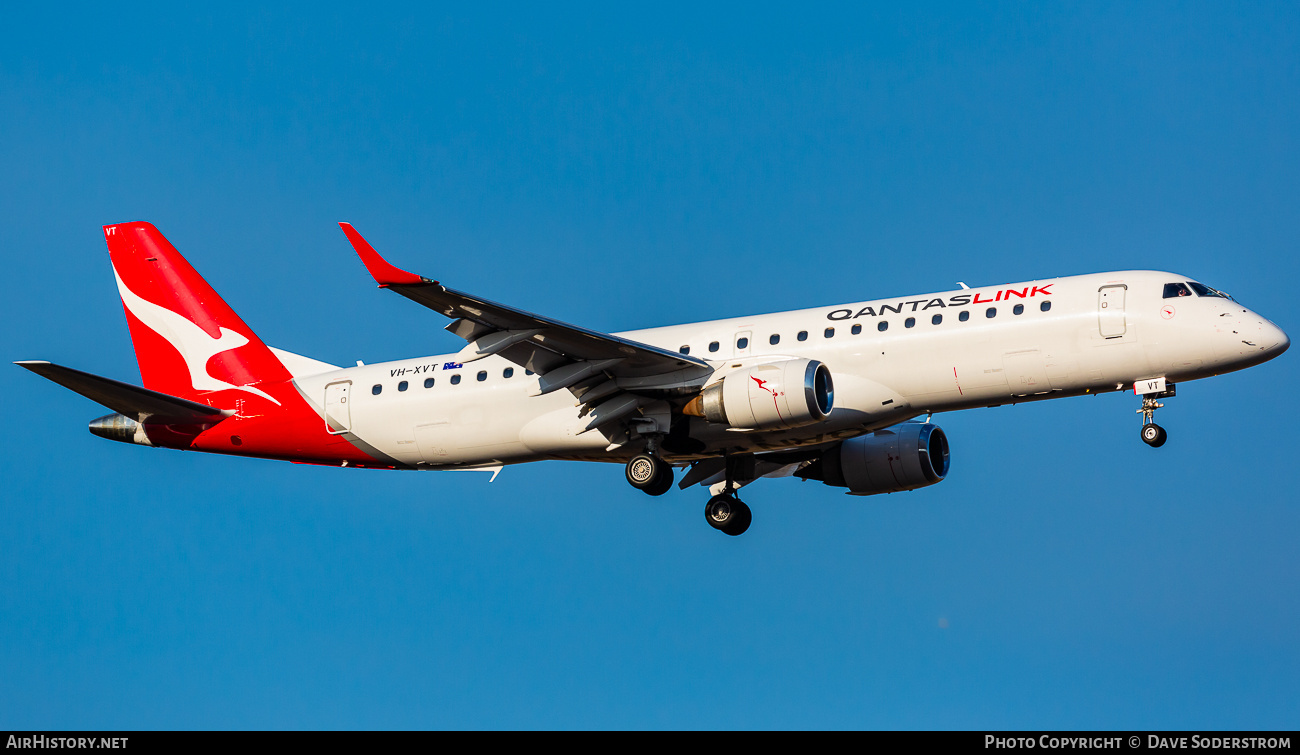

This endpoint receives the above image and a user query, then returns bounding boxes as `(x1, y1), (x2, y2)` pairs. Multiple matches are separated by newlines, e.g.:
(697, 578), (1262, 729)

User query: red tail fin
(103, 222), (291, 405)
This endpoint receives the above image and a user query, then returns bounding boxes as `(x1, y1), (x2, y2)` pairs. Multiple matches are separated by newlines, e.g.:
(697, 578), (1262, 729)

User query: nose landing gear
(1136, 380), (1175, 448)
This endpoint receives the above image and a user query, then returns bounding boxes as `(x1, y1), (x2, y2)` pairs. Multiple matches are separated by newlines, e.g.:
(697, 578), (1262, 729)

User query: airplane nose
(1212, 311), (1289, 368)
(1265, 321), (1290, 356)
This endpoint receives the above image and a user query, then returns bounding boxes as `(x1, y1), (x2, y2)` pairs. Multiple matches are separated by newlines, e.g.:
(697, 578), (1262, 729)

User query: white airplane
(18, 222), (1290, 536)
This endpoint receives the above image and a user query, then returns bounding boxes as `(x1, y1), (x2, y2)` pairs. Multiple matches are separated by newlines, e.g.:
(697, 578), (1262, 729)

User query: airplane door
(324, 381), (352, 434)
(1003, 350), (1051, 396)
(734, 331), (752, 357)
(415, 421), (453, 464)
(1098, 285), (1127, 339)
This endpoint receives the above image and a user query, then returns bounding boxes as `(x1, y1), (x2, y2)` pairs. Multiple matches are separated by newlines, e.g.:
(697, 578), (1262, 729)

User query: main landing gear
(626, 453), (673, 496)
(1137, 380), (1176, 448)
(624, 451), (753, 536)
(702, 454), (752, 536)
(704, 493), (751, 537)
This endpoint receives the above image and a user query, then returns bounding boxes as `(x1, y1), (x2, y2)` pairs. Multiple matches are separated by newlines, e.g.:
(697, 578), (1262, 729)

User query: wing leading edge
(338, 224), (712, 429)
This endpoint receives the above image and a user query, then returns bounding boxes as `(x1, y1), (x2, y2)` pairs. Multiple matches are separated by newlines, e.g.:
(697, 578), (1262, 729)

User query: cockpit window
(1163, 282), (1192, 299)
(1187, 281), (1233, 300)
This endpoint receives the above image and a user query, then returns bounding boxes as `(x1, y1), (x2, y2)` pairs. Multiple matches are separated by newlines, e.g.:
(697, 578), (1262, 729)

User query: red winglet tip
(339, 222), (425, 286)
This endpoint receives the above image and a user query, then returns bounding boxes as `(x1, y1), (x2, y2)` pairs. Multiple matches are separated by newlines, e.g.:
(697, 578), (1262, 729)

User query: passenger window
(1013, 304), (1024, 315)
(398, 380), (408, 391)
(905, 317), (915, 328)
(450, 374), (461, 385)
(503, 368), (514, 378)
(851, 324), (862, 335)
(797, 331), (808, 341)
(986, 308), (997, 318)
(525, 369), (534, 376)
(1163, 282), (1192, 299)
(372, 384), (382, 395)
(737, 337), (749, 349)
(424, 378), (435, 388)
(1040, 301), (1051, 312)
(679, 345), (690, 355)
(708, 341), (720, 353)
(477, 371), (487, 382)
(931, 314), (942, 325)
(878, 321), (888, 332)
(824, 328), (834, 338)
(769, 334), (780, 345)
(959, 311), (970, 322)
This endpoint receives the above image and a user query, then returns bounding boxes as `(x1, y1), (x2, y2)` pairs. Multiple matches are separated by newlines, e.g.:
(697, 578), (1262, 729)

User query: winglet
(339, 223), (430, 287)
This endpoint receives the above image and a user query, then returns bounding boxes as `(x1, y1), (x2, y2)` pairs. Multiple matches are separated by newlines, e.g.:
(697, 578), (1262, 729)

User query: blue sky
(2, 3), (1297, 729)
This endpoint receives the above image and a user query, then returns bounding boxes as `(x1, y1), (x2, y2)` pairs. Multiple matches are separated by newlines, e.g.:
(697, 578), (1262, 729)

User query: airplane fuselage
(274, 270), (1286, 470)
(22, 221), (1290, 536)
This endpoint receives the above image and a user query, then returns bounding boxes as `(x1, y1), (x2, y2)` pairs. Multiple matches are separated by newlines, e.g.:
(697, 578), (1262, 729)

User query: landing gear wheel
(1141, 423), (1167, 448)
(704, 495), (752, 536)
(627, 454), (670, 493)
(644, 464), (674, 496)
(626, 454), (657, 487)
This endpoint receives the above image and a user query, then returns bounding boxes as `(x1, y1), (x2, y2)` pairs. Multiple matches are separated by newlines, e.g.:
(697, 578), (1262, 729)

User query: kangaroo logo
(112, 266), (281, 406)
(751, 375), (784, 420)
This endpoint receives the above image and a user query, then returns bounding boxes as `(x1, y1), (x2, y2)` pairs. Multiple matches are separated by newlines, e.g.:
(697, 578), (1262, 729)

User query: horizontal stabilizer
(16, 361), (232, 425)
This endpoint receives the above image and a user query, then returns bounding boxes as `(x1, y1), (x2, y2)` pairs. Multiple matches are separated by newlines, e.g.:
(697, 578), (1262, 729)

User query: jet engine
(798, 422), (949, 495)
(684, 358), (833, 431)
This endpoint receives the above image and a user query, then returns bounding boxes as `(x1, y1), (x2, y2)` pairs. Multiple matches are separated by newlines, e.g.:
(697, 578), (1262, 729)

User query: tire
(644, 464), (674, 496)
(1141, 424), (1167, 448)
(705, 495), (736, 529)
(626, 454), (662, 489)
(721, 500), (752, 536)
(705, 495), (751, 535)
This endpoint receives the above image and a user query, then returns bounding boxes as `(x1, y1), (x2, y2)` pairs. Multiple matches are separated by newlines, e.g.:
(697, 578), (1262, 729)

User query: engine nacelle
(800, 423), (949, 495)
(689, 358), (833, 431)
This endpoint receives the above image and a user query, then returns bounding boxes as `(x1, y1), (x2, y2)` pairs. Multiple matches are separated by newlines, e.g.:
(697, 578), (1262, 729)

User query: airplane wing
(339, 224), (712, 428)
(16, 361), (232, 425)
